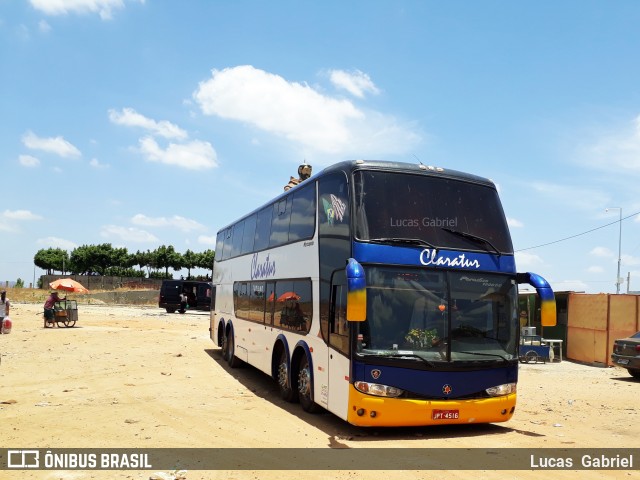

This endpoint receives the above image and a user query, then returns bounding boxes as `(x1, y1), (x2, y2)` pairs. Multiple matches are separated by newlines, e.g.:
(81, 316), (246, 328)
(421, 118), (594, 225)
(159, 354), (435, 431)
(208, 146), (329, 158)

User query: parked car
(611, 331), (640, 379)
(159, 279), (212, 313)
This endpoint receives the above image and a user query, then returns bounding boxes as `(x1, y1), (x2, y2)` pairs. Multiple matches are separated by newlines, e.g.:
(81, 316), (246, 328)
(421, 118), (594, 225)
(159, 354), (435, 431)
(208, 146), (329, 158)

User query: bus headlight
(485, 383), (516, 397)
(354, 381), (404, 398)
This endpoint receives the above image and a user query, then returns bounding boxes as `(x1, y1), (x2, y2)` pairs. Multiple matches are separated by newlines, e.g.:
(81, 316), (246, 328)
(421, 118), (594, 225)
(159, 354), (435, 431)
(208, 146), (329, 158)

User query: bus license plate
(432, 409), (459, 420)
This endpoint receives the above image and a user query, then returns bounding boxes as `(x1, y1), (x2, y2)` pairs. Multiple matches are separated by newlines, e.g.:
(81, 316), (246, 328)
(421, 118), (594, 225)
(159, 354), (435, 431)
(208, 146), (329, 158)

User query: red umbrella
(277, 292), (300, 302)
(49, 278), (90, 294)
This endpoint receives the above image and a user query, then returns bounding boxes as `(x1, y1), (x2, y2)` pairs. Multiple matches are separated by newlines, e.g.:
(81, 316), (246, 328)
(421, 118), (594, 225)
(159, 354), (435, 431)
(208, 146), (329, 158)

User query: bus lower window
(330, 285), (349, 355)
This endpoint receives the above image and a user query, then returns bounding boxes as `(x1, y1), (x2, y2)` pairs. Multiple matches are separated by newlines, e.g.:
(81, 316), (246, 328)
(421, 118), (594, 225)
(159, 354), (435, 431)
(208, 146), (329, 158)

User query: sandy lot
(1, 302), (638, 480)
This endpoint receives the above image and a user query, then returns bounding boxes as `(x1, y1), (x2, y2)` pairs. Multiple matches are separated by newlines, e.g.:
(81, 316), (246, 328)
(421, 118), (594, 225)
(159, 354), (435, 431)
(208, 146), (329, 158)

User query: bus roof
(216, 159), (496, 233)
(320, 160), (495, 186)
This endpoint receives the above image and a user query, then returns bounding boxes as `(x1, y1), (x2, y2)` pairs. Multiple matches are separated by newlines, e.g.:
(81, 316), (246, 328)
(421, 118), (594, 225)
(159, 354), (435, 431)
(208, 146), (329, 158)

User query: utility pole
(606, 207), (623, 294)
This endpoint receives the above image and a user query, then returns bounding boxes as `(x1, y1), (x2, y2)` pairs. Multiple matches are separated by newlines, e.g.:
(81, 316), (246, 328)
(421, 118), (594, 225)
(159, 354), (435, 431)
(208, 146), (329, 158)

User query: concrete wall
(87, 290), (158, 305)
(42, 274), (163, 291)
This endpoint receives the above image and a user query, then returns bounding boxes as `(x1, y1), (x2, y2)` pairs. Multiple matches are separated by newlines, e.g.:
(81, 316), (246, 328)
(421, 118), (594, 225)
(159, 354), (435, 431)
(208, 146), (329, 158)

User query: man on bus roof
(284, 163), (312, 191)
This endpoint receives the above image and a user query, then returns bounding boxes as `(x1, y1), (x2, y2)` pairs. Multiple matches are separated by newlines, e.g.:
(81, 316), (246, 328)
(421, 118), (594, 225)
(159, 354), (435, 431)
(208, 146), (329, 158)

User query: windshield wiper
(368, 237), (437, 250)
(456, 350), (509, 362)
(383, 352), (437, 367)
(440, 228), (501, 256)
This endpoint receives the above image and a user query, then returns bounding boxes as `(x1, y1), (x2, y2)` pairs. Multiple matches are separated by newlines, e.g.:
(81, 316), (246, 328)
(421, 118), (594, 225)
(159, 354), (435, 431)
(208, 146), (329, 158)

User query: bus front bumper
(346, 384), (517, 427)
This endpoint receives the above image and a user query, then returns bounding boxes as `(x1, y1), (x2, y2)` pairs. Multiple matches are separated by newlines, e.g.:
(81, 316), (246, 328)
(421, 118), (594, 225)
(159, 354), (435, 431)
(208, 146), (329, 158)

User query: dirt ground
(1, 302), (638, 480)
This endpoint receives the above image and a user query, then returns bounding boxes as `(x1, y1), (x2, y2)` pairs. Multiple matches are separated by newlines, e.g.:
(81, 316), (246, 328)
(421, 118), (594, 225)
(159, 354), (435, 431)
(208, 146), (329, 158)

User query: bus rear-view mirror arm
(346, 258), (367, 322)
(516, 272), (557, 327)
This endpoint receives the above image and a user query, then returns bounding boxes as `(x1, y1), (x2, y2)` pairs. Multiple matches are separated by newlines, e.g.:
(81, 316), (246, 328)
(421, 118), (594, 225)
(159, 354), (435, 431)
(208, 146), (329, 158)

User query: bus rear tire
(226, 330), (241, 368)
(277, 349), (297, 403)
(298, 353), (320, 413)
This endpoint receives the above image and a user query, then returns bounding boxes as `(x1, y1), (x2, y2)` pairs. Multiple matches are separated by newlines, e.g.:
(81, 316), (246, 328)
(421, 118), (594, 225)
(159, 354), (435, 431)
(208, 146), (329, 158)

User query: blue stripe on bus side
(352, 243), (516, 273)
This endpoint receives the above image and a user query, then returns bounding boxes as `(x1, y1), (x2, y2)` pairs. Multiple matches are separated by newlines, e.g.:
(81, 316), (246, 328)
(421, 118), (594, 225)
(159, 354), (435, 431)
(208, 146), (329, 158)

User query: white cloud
(0, 209), (42, 233)
(16, 24), (30, 41)
(22, 130), (81, 158)
(530, 182), (610, 211)
(89, 158), (109, 168)
(198, 234), (217, 245)
(587, 266), (605, 273)
(100, 225), (159, 242)
(329, 69), (380, 98)
(38, 20), (51, 33)
(551, 279), (589, 292)
(193, 65), (420, 158)
(36, 236), (78, 250)
(19, 154), (40, 167)
(131, 214), (205, 232)
(109, 108), (188, 140)
(138, 136), (217, 170)
(507, 217), (523, 228)
(515, 251), (544, 269)
(29, 0), (142, 20)
(590, 246), (613, 258)
(0, 223), (16, 233)
(3, 209), (42, 221)
(621, 253), (640, 267)
(582, 114), (640, 173)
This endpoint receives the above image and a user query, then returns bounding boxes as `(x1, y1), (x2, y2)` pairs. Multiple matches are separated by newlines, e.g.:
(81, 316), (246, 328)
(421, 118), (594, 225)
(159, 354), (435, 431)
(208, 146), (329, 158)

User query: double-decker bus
(210, 160), (556, 427)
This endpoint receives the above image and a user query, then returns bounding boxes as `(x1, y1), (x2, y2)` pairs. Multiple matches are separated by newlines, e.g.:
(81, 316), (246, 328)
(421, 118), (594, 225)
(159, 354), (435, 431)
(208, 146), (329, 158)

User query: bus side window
(330, 285), (349, 355)
(265, 281), (275, 325)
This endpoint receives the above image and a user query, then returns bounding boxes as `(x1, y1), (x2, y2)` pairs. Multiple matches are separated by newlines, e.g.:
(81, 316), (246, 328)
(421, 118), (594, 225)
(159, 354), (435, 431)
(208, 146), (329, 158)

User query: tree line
(34, 244), (215, 279)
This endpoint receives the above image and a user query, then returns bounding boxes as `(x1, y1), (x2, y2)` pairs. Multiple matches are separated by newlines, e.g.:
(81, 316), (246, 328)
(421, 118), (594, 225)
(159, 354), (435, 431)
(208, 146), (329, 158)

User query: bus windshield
(356, 267), (518, 363)
(354, 170), (513, 254)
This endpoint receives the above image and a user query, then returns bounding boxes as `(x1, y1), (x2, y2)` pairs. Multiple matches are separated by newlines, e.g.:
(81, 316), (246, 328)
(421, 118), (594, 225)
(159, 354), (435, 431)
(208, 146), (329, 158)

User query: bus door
(327, 282), (351, 418)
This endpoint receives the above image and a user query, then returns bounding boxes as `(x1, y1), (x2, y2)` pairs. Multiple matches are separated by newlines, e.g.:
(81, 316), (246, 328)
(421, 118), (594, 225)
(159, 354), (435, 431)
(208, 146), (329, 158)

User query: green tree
(69, 245), (96, 275)
(197, 249), (215, 273)
(68, 244), (129, 275)
(131, 250), (151, 274)
(182, 249), (199, 279)
(34, 248), (70, 274)
(153, 245), (181, 277)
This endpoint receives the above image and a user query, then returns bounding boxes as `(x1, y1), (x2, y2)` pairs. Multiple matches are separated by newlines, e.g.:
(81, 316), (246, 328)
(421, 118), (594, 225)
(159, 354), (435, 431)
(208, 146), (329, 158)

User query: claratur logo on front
(442, 384), (452, 395)
(370, 369), (381, 380)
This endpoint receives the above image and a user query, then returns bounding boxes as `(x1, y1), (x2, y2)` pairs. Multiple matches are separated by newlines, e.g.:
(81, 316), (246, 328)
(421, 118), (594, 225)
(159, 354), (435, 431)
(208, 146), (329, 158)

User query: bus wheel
(217, 322), (225, 348)
(221, 329), (229, 358)
(298, 354), (320, 413)
(277, 350), (297, 402)
(226, 331), (241, 368)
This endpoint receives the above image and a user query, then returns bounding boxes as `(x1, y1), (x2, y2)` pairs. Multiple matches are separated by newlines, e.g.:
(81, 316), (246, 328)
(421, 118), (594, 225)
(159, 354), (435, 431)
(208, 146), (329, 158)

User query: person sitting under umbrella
(44, 291), (66, 325)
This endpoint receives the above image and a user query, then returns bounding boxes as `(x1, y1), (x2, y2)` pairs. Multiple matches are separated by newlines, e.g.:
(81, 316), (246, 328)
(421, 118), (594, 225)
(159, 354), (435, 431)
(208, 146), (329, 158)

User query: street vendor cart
(519, 327), (554, 363)
(45, 299), (78, 328)
(45, 278), (88, 328)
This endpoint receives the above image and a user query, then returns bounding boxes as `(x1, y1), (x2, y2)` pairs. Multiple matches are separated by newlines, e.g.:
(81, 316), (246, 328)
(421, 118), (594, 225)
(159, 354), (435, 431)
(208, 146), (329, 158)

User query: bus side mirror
(346, 258), (366, 322)
(516, 272), (557, 327)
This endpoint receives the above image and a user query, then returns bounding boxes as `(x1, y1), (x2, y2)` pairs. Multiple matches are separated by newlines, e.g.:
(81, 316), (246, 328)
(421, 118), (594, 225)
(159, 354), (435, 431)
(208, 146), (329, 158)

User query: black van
(159, 279), (212, 313)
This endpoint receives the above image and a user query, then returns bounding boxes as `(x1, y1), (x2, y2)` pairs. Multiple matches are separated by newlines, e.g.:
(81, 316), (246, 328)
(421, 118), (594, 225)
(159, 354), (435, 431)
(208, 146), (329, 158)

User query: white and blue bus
(210, 160), (556, 427)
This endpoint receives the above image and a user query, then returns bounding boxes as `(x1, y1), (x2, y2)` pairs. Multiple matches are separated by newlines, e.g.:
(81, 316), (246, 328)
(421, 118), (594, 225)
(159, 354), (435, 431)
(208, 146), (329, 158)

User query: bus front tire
(298, 354), (320, 413)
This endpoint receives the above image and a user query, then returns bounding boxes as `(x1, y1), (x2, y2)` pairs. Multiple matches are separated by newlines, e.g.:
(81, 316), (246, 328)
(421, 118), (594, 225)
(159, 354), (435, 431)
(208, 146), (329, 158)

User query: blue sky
(2, 0), (640, 293)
